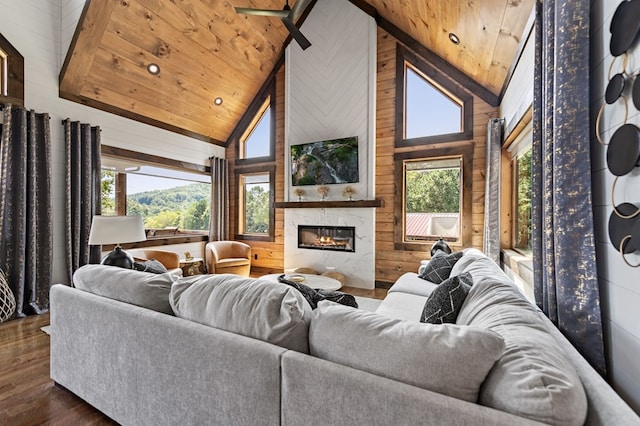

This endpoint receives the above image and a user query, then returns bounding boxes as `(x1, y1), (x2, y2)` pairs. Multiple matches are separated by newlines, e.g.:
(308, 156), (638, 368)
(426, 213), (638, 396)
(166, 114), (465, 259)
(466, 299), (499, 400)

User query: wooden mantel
(274, 199), (383, 209)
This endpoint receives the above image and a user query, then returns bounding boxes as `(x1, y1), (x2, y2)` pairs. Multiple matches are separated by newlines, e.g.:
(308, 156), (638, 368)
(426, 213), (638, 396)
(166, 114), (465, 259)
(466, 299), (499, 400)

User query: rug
(40, 325), (50, 335)
(354, 296), (382, 312)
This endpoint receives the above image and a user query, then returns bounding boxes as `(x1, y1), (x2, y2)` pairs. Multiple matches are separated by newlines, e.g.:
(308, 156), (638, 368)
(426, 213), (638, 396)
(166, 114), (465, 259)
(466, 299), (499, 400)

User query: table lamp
(89, 215), (146, 268)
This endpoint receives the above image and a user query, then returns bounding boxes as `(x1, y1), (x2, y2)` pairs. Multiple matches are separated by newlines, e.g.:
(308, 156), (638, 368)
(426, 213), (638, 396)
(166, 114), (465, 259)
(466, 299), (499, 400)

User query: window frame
(234, 80), (276, 165)
(0, 33), (24, 107)
(234, 165), (275, 242)
(394, 144), (474, 252)
(395, 44), (473, 148)
(504, 120), (533, 256)
(100, 146), (212, 247)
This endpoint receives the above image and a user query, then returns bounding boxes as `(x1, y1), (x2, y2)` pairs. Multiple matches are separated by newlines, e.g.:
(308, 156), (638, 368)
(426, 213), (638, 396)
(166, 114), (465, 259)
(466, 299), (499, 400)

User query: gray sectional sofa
(49, 249), (639, 425)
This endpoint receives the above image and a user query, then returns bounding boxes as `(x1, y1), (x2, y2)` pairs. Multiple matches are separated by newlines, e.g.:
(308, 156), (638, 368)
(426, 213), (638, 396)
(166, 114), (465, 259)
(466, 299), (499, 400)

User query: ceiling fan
(235, 0), (313, 50)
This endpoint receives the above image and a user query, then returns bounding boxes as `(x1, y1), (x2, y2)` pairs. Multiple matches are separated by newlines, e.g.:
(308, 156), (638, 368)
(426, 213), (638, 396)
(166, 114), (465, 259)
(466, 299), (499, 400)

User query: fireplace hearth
(298, 225), (355, 252)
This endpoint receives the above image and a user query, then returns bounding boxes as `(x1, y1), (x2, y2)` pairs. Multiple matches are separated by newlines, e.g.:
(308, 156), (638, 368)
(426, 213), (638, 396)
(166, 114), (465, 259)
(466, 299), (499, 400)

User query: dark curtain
(0, 105), (53, 318)
(483, 118), (504, 264)
(64, 119), (101, 285)
(209, 156), (229, 241)
(532, 0), (606, 375)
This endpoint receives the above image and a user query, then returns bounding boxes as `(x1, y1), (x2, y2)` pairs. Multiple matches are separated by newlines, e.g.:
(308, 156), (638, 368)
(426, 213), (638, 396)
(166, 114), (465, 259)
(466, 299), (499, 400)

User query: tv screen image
(290, 136), (359, 186)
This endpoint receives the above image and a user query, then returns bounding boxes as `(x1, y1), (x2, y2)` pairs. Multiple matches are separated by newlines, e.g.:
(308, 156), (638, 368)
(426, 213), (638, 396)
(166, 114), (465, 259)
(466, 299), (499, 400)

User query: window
(394, 145), (473, 251)
(0, 48), (7, 97)
(405, 66), (462, 139)
(240, 98), (271, 159)
(396, 45), (472, 147)
(236, 166), (275, 241)
(404, 157), (462, 242)
(506, 121), (533, 255)
(0, 33), (24, 106)
(101, 155), (211, 236)
(235, 79), (275, 164)
(513, 147), (532, 254)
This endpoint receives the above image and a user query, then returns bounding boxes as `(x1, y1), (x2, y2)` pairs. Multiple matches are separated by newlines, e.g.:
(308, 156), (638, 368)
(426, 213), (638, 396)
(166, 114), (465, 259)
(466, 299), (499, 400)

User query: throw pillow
(73, 264), (177, 314)
(419, 251), (463, 283)
(133, 259), (168, 274)
(170, 274), (312, 353)
(309, 301), (505, 403)
(420, 272), (473, 324)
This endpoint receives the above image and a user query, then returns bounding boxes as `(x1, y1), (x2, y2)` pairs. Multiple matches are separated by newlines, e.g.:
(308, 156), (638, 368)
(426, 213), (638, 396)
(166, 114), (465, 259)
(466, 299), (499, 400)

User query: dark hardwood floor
(0, 312), (117, 425)
(0, 286), (385, 425)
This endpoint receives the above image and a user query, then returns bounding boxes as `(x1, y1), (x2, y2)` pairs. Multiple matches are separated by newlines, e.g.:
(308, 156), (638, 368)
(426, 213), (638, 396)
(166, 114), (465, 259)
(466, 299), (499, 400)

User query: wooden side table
(179, 257), (205, 276)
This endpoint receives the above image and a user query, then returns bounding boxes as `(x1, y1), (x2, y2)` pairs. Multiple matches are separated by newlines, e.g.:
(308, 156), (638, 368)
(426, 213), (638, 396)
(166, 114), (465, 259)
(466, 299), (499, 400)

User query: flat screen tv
(290, 136), (359, 186)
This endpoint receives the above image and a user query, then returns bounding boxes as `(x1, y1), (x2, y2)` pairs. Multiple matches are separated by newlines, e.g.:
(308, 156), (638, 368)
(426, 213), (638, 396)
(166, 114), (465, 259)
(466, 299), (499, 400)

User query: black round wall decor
(606, 73), (626, 104)
(609, 203), (639, 254)
(610, 0), (640, 56)
(606, 123), (640, 175)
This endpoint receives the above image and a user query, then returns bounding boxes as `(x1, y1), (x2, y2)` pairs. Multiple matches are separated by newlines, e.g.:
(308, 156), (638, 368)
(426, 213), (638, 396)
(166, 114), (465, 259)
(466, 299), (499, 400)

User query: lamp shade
(89, 215), (146, 246)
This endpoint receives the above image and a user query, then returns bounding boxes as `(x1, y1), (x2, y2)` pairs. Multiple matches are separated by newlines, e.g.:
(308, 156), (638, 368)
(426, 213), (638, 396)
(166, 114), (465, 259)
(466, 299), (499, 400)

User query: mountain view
(102, 172), (210, 231)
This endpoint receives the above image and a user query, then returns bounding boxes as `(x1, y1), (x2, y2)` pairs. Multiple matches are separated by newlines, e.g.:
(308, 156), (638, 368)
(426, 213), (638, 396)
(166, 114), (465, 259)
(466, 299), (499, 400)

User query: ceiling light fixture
(147, 63), (160, 75)
(214, 97), (223, 105)
(448, 33), (460, 45)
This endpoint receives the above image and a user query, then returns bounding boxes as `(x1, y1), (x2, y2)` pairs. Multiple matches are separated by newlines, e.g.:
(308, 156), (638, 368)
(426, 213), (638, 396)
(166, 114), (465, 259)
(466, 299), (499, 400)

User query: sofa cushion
(419, 251), (463, 283)
(387, 272), (438, 297)
(73, 264), (176, 315)
(374, 291), (428, 322)
(309, 301), (505, 403)
(420, 273), (473, 324)
(169, 274), (312, 353)
(457, 279), (588, 426)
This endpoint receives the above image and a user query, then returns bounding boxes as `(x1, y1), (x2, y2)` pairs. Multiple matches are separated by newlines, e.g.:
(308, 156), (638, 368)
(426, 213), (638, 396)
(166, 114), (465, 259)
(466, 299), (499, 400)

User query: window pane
(242, 106), (271, 159)
(514, 147), (532, 254)
(405, 67), (462, 139)
(125, 173), (210, 231)
(101, 170), (116, 216)
(405, 157), (461, 242)
(242, 173), (270, 234)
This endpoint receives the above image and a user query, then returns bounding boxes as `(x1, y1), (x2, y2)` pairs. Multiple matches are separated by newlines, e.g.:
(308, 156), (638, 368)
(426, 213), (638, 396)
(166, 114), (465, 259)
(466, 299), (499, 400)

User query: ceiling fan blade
(290, 0), (313, 21)
(234, 7), (289, 18)
(281, 18), (311, 50)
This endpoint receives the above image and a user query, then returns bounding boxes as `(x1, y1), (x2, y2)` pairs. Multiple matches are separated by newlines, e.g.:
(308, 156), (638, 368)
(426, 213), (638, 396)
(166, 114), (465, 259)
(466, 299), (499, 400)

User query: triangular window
(405, 65), (462, 139)
(240, 98), (272, 160)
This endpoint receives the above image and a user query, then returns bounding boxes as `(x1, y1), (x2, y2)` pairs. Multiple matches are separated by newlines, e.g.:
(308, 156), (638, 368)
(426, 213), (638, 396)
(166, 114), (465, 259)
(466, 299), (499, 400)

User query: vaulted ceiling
(60, 0), (535, 147)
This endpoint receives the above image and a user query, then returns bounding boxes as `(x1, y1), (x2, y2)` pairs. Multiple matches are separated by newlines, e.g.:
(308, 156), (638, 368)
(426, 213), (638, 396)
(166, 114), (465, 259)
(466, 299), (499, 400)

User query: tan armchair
(127, 249), (182, 275)
(205, 241), (251, 276)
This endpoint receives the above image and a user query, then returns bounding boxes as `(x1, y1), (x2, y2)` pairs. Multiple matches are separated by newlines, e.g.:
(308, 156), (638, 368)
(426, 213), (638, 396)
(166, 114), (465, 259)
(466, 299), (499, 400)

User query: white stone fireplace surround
(284, 208), (375, 289)
(283, 0), (377, 289)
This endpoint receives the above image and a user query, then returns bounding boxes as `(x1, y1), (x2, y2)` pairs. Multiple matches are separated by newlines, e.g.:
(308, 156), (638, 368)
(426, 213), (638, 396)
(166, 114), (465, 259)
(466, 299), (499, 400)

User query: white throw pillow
(309, 301), (505, 402)
(170, 274), (312, 353)
(73, 264), (177, 314)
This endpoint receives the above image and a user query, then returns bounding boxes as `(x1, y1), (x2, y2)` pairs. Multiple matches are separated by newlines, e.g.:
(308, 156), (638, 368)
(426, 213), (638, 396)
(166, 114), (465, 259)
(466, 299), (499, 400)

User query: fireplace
(298, 225), (355, 252)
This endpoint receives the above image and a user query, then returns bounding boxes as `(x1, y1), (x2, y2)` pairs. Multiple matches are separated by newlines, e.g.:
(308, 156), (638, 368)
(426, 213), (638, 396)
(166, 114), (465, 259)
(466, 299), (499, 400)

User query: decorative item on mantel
(343, 186), (356, 201)
(317, 185), (329, 201)
(294, 188), (305, 202)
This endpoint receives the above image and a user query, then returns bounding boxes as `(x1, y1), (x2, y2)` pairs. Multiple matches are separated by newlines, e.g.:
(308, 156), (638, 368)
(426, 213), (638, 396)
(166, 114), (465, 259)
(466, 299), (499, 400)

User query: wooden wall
(228, 29), (499, 283)
(374, 28), (499, 284)
(227, 67), (286, 274)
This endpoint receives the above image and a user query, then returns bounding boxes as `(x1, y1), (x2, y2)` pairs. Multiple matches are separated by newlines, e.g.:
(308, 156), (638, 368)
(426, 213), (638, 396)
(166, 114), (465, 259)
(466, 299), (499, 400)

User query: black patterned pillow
(419, 251), (463, 283)
(420, 273), (473, 324)
(133, 259), (168, 274)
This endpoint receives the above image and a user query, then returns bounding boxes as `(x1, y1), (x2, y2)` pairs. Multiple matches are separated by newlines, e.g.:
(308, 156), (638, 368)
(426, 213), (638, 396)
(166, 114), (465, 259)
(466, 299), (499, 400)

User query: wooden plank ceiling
(60, 0), (535, 146)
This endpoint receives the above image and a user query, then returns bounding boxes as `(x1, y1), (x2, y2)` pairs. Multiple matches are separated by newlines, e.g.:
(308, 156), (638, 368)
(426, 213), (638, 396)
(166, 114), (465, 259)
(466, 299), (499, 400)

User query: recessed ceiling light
(448, 33), (460, 45)
(214, 97), (223, 105)
(147, 63), (160, 75)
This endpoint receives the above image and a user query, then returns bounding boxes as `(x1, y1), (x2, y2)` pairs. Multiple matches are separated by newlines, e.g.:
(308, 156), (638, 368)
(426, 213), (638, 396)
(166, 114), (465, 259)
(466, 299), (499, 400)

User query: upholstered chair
(205, 241), (251, 276)
(127, 248), (182, 275)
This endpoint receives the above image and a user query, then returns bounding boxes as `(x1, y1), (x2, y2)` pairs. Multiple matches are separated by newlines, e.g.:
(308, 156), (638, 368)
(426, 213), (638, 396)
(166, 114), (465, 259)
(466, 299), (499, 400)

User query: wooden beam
(101, 145), (211, 175)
